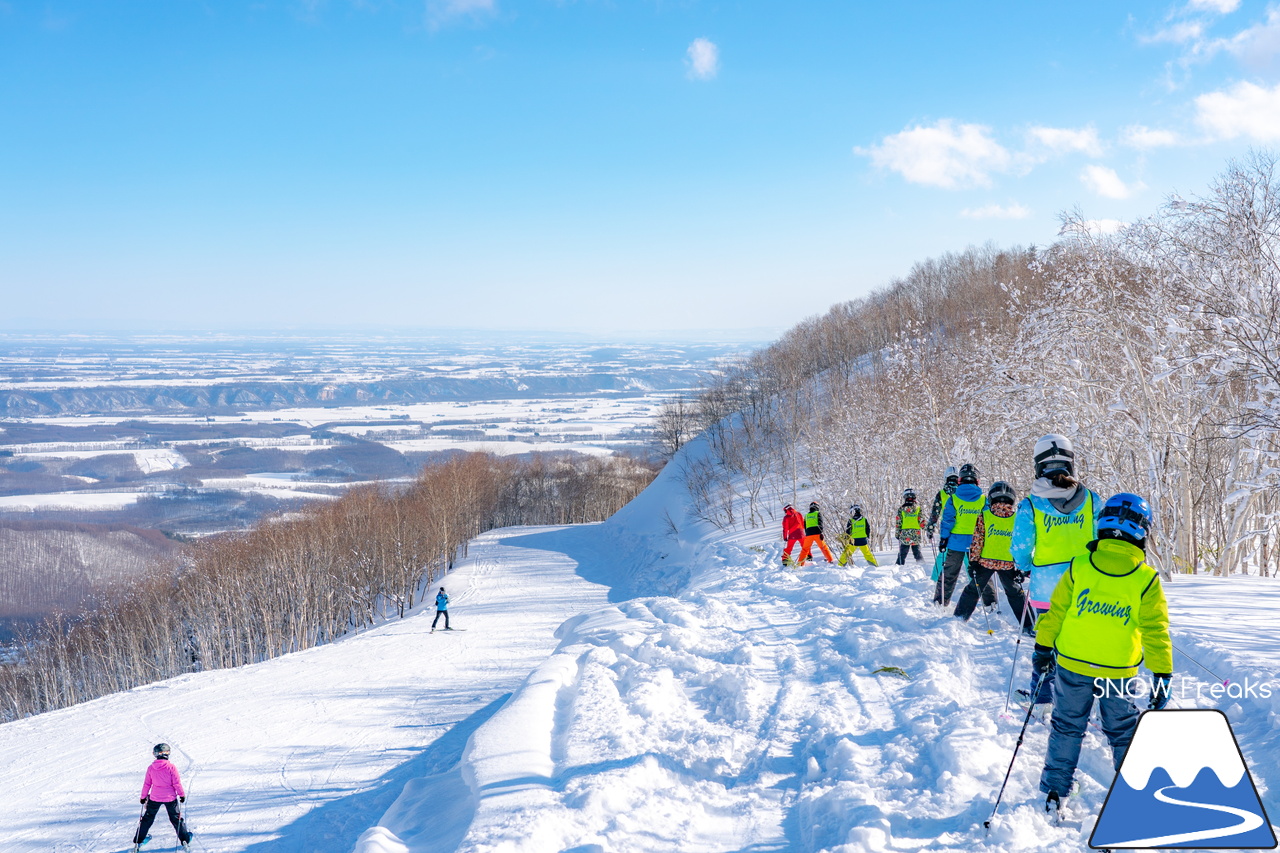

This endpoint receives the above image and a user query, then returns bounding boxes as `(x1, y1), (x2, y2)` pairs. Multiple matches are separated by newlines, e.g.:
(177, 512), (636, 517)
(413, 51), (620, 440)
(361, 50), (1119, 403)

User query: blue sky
(2, 1), (1278, 335)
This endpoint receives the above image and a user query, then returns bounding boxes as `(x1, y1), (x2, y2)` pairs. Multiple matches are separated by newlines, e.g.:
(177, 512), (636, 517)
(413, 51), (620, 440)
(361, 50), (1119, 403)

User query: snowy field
(1, 436), (1276, 852)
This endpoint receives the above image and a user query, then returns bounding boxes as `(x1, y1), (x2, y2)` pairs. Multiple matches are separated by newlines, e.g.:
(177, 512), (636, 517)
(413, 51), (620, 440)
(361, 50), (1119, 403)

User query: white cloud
(1081, 165), (1146, 199)
(1145, 20), (1207, 45)
(1218, 8), (1280, 70)
(426, 0), (495, 28)
(856, 120), (1012, 189)
(1027, 125), (1103, 157)
(1120, 125), (1181, 148)
(960, 203), (1032, 220)
(1187, 0), (1240, 13)
(1143, 3), (1280, 77)
(1195, 80), (1280, 140)
(686, 38), (719, 81)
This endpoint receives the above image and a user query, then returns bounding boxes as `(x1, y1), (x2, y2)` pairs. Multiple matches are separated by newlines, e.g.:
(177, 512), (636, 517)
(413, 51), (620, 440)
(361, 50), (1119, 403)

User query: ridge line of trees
(662, 152), (1280, 578)
(1, 451), (656, 721)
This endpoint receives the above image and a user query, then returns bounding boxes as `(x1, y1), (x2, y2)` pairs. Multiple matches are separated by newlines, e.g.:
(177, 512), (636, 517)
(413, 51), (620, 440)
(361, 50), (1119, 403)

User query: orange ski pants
(799, 534), (834, 563)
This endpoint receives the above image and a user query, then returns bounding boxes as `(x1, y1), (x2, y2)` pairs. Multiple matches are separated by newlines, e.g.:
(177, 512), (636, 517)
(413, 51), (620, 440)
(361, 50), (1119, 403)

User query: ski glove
(1149, 674), (1173, 711)
(939, 537), (949, 551)
(179, 796), (185, 803)
(140, 797), (148, 804)
(1031, 644), (1054, 675)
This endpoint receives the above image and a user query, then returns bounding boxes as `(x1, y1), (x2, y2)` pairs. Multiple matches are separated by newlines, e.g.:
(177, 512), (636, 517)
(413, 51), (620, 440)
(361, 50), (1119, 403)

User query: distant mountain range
(0, 372), (707, 416)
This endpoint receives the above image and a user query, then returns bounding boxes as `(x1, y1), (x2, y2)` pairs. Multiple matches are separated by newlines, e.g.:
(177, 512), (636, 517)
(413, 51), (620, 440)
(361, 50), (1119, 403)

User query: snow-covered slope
(0, 523), (616, 853)
(1, 433), (1277, 852)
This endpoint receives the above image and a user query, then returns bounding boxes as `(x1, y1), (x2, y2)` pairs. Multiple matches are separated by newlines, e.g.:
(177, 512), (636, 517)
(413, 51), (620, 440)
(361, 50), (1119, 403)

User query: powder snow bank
(2, 431), (1277, 853)
(367, 435), (1280, 853)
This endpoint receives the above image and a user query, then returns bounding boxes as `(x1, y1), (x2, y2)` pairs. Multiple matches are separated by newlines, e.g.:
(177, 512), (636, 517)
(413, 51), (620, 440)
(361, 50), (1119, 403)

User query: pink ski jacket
(140, 758), (185, 803)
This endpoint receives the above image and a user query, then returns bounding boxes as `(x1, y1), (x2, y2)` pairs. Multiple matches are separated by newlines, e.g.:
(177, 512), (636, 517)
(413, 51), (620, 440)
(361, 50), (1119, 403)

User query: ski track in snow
(0, 525), (613, 853)
(3, 440), (1279, 852)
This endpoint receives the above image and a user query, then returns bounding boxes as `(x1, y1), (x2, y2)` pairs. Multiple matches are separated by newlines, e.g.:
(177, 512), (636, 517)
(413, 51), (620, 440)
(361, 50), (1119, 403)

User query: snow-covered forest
(0, 452), (656, 721)
(670, 154), (1280, 578)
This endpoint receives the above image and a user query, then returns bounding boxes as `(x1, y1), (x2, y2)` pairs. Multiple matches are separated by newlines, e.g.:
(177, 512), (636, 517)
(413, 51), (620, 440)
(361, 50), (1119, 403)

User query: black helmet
(989, 481), (1016, 504)
(851, 503), (862, 514)
(958, 463), (979, 484)
(153, 743), (171, 759)
(903, 488), (916, 502)
(809, 501), (819, 511)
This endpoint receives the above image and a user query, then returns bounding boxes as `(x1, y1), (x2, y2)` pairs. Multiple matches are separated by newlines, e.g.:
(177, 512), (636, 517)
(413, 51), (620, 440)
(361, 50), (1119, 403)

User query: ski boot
(1045, 791), (1062, 823)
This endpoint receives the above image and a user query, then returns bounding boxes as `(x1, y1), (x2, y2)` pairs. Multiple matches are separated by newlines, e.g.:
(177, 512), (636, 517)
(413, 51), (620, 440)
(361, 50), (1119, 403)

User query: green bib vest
(1030, 492), (1096, 567)
(1054, 552), (1157, 672)
(849, 517), (868, 538)
(951, 493), (985, 536)
(979, 510), (1015, 563)
(805, 510), (821, 530)
(900, 505), (921, 530)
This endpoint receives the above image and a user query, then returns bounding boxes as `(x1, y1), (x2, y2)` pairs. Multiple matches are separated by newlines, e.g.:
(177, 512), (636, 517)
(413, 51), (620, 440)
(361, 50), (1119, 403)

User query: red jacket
(782, 507), (805, 541)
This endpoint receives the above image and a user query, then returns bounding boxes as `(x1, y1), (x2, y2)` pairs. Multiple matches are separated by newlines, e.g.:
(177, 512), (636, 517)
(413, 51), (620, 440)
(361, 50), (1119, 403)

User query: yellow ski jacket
(1035, 538), (1173, 679)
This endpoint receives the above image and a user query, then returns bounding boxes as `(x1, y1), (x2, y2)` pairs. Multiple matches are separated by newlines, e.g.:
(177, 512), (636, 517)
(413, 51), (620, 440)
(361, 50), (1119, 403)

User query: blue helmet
(1098, 493), (1152, 543)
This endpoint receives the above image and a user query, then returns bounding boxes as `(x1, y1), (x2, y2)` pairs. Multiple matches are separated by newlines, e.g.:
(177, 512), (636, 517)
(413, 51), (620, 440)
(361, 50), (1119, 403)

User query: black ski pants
(936, 549), (997, 607)
(954, 566), (1033, 631)
(431, 609), (450, 629)
(135, 799), (189, 844)
(895, 541), (923, 565)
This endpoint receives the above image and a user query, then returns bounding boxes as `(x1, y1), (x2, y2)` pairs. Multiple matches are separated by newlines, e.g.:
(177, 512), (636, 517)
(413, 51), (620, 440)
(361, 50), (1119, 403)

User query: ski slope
(0, 523), (619, 853)
(1, 435), (1278, 852)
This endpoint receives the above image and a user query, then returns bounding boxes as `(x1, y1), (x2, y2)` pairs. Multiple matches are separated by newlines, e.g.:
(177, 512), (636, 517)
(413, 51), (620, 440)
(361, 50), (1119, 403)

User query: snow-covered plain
(1, 435), (1276, 852)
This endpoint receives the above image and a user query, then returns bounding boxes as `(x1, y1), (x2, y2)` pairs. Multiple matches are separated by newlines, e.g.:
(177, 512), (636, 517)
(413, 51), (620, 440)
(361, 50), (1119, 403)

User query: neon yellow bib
(849, 517), (868, 538)
(900, 506), (921, 530)
(1030, 492), (1095, 566)
(979, 510), (1014, 562)
(951, 493), (985, 536)
(1054, 551), (1155, 671)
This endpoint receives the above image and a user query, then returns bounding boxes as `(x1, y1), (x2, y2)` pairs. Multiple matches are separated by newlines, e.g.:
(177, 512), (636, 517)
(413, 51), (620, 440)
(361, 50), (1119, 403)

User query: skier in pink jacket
(133, 743), (192, 851)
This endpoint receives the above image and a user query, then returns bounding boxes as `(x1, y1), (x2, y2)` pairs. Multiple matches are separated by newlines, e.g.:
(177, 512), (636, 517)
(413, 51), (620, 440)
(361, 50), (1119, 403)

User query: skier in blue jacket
(936, 463), (997, 608)
(1012, 434), (1102, 702)
(431, 587), (451, 632)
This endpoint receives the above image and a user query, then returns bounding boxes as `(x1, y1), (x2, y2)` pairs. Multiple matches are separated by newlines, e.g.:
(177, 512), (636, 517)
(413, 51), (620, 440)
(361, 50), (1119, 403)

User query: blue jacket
(940, 483), (985, 551)
(1012, 489), (1102, 608)
(436, 591), (449, 611)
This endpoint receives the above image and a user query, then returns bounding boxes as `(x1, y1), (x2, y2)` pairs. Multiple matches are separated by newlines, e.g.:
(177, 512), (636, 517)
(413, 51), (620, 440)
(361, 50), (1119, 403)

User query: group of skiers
(779, 433), (1174, 815)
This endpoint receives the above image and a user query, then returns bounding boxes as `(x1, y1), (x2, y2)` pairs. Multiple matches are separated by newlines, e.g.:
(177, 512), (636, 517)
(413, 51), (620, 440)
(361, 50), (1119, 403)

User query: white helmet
(1034, 434), (1075, 478)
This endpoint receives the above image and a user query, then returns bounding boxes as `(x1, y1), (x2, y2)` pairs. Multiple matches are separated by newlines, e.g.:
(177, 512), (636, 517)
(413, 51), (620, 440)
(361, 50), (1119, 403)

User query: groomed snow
(1, 434), (1277, 852)
(0, 524), (615, 853)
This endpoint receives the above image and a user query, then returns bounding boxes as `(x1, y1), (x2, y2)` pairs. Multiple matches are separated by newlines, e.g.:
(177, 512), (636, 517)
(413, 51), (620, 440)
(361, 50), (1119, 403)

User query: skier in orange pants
(798, 501), (835, 564)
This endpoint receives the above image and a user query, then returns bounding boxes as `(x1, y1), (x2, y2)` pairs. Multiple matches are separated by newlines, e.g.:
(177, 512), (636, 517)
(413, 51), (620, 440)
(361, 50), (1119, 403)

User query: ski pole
(985, 670), (1048, 834)
(1171, 641), (1229, 685)
(134, 800), (148, 846)
(1002, 594), (1033, 716)
(979, 595), (995, 636)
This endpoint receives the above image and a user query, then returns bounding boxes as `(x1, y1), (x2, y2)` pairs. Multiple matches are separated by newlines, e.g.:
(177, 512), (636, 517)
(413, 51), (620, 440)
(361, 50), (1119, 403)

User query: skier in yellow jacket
(1030, 492), (1173, 816)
